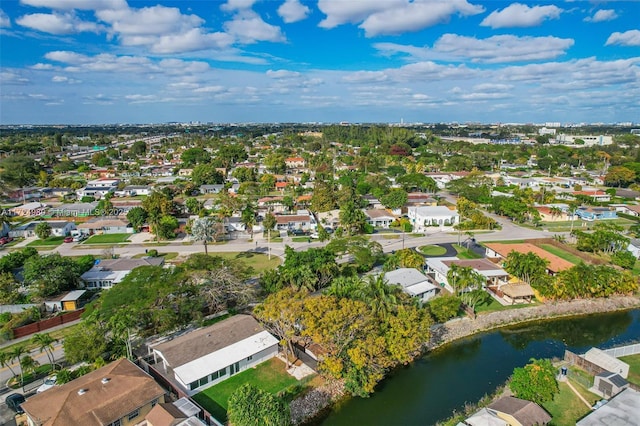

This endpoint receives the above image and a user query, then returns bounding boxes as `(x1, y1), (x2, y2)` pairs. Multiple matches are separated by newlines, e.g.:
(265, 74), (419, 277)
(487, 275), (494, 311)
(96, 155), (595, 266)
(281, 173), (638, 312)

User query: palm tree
(19, 355), (39, 383)
(355, 275), (402, 319)
(9, 345), (27, 373)
(0, 350), (18, 379)
(190, 216), (221, 255)
(31, 333), (57, 369)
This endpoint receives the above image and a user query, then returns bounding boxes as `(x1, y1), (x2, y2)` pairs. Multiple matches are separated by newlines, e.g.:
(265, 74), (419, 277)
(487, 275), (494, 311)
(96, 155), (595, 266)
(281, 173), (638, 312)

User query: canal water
(319, 309), (640, 426)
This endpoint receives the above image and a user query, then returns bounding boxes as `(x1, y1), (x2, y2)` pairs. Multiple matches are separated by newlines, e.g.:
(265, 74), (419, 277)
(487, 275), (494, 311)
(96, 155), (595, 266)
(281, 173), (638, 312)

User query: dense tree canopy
(509, 358), (558, 405)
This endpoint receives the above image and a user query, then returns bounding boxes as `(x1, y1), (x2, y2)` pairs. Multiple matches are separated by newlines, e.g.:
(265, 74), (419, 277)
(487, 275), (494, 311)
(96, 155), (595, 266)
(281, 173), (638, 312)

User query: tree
(155, 215), (178, 240)
(509, 358), (558, 405)
(191, 163), (224, 186)
(241, 205), (256, 237)
(605, 166), (635, 187)
(227, 384), (290, 426)
(503, 251), (549, 287)
(380, 189), (408, 210)
(354, 275), (403, 319)
(0, 272), (20, 304)
(396, 248), (424, 269)
(0, 350), (18, 379)
(185, 197), (202, 215)
(31, 333), (57, 368)
(428, 295), (461, 323)
(180, 148), (211, 166)
(612, 250), (636, 270)
(23, 254), (83, 298)
(35, 222), (52, 240)
(339, 200), (367, 235)
(63, 321), (109, 364)
(9, 345), (27, 382)
(263, 213), (276, 238)
(129, 140), (147, 156)
(191, 217), (223, 255)
(19, 355), (39, 382)
(126, 206), (148, 232)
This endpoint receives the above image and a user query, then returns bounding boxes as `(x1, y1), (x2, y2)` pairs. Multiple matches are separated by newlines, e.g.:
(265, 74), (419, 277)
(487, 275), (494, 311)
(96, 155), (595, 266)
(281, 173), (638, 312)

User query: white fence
(604, 343), (640, 358)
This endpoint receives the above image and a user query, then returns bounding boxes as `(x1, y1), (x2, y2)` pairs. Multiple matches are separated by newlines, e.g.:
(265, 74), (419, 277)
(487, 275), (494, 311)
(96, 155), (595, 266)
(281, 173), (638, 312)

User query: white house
(77, 178), (120, 199)
(9, 220), (75, 238)
(9, 202), (48, 217)
(407, 206), (459, 232)
(628, 239), (640, 259)
(81, 257), (165, 289)
(77, 217), (133, 234)
(150, 315), (279, 396)
(364, 209), (396, 229)
(424, 257), (509, 293)
(383, 268), (439, 302)
(115, 185), (153, 197)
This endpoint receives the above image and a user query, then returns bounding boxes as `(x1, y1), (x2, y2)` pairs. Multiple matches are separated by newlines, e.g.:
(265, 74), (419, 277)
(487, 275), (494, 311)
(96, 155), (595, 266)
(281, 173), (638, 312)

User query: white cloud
(267, 69), (301, 79)
(224, 11), (285, 43)
(277, 0), (310, 23)
(0, 9), (10, 27)
(19, 0), (127, 10)
(375, 34), (573, 63)
(360, 0), (484, 37)
(193, 85), (226, 94)
(220, 0), (257, 12)
(52, 75), (81, 83)
(584, 9), (618, 23)
(318, 0), (482, 35)
(1, 71), (29, 84)
(16, 12), (101, 35)
(148, 29), (233, 54)
(606, 30), (640, 47)
(481, 3), (562, 29)
(341, 70), (388, 84)
(96, 6), (204, 37)
(30, 63), (55, 70)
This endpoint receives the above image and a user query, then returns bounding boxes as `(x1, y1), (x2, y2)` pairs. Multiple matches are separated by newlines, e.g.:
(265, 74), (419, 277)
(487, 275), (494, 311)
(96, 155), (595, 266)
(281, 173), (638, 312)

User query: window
(219, 367), (227, 377)
(198, 376), (209, 387)
(189, 381), (199, 391)
(151, 398), (159, 407)
(127, 409), (139, 421)
(107, 419), (121, 426)
(247, 355), (253, 361)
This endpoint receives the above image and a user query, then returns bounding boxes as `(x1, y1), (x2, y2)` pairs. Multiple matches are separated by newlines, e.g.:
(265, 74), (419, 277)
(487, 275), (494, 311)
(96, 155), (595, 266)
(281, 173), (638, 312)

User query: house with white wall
(383, 268), (439, 302)
(407, 206), (459, 232)
(150, 315), (279, 396)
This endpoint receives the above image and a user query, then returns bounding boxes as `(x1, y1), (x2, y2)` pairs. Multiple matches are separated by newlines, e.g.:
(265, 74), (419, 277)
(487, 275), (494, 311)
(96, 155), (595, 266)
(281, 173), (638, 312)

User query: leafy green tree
(227, 384), (290, 426)
(156, 215), (179, 240)
(428, 295), (461, 323)
(23, 254), (83, 298)
(339, 200), (367, 235)
(126, 206), (148, 232)
(129, 140), (147, 156)
(185, 197), (203, 215)
(396, 173), (438, 193)
(354, 275), (403, 319)
(0, 350), (18, 378)
(241, 205), (256, 237)
(19, 355), (39, 382)
(0, 155), (41, 188)
(216, 144), (248, 168)
(0, 272), (20, 304)
(263, 213), (276, 239)
(31, 333), (57, 368)
(263, 153), (286, 174)
(191, 163), (224, 186)
(63, 321), (109, 364)
(509, 358), (558, 405)
(180, 148), (211, 166)
(503, 251), (549, 287)
(612, 250), (637, 270)
(232, 167), (257, 183)
(380, 189), (408, 210)
(35, 222), (52, 240)
(396, 248), (424, 269)
(311, 181), (336, 212)
(605, 166), (635, 187)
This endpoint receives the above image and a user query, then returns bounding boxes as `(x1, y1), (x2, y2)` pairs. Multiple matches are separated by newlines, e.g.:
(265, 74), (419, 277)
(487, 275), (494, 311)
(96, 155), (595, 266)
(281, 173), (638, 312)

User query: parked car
(37, 375), (57, 393)
(0, 236), (13, 245)
(290, 229), (307, 236)
(309, 232), (319, 239)
(63, 236), (74, 243)
(72, 234), (86, 242)
(6, 393), (25, 414)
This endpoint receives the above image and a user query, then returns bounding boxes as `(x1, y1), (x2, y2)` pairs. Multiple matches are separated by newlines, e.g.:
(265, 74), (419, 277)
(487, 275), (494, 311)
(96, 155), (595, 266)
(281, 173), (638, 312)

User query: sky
(1, 0), (639, 125)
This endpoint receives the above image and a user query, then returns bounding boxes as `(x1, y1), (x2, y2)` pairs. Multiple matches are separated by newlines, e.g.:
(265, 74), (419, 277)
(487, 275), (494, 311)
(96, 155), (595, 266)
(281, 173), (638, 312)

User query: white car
(37, 375), (57, 393)
(309, 233), (319, 239)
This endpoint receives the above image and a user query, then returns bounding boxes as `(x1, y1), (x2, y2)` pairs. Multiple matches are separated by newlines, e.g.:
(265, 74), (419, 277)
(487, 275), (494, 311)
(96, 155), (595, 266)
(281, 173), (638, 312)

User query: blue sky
(1, 0), (639, 125)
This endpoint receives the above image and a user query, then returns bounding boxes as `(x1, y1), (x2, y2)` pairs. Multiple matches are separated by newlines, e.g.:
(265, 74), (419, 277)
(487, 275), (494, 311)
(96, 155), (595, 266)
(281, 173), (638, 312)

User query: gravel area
(290, 379), (345, 425)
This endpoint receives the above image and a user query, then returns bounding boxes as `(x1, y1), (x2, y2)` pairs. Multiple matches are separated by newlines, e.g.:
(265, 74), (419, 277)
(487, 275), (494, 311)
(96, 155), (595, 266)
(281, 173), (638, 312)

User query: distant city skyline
(1, 0), (639, 125)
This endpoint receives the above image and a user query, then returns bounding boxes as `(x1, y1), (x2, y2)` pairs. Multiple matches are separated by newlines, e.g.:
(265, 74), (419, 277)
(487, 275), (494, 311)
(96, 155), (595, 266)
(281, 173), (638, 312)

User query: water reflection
(319, 309), (640, 426)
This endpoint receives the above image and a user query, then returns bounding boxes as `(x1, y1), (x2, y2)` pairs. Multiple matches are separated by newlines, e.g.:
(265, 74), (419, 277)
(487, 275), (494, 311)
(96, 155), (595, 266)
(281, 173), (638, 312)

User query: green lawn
(543, 381), (595, 426)
(27, 236), (65, 247)
(193, 358), (300, 422)
(632, 261), (640, 276)
(419, 245), (447, 256)
(474, 294), (538, 314)
(206, 251), (281, 274)
(538, 244), (584, 265)
(619, 354), (640, 387)
(83, 233), (131, 244)
(292, 237), (310, 242)
(452, 244), (483, 259)
(132, 252), (179, 261)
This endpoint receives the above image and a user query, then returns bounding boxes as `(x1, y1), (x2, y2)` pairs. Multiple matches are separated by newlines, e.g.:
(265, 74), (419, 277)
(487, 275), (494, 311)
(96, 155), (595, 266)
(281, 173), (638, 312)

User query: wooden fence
(11, 308), (84, 339)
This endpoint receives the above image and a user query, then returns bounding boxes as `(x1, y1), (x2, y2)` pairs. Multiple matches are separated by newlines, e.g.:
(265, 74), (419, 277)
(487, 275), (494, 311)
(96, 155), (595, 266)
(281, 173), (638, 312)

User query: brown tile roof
(442, 258), (506, 272)
(484, 242), (573, 273)
(488, 396), (551, 426)
(364, 209), (395, 219)
(145, 403), (186, 426)
(21, 358), (165, 426)
(275, 215), (310, 224)
(153, 315), (266, 368)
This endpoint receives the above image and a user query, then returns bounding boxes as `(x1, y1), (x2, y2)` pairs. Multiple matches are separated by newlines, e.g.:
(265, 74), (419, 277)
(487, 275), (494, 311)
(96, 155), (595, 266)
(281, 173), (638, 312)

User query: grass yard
(83, 233), (131, 244)
(542, 381), (596, 426)
(207, 251), (281, 274)
(193, 358), (301, 422)
(474, 295), (538, 314)
(452, 244), (483, 259)
(292, 237), (310, 242)
(132, 252), (179, 261)
(419, 245), (447, 256)
(619, 354), (640, 387)
(27, 236), (65, 247)
(632, 260), (640, 277)
(538, 244), (584, 265)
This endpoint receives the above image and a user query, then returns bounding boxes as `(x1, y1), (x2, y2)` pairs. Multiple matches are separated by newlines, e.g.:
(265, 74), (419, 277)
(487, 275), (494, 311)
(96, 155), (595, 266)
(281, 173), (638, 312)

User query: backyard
(192, 358), (303, 422)
(542, 379), (599, 425)
(82, 233), (131, 244)
(619, 354), (640, 387)
(538, 243), (585, 265)
(202, 251), (281, 274)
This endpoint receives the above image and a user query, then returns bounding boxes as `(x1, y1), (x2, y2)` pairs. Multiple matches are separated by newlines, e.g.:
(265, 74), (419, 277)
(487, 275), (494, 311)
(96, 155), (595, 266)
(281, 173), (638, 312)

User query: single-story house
(593, 371), (629, 399)
(383, 268), (439, 302)
(48, 202), (98, 217)
(285, 157), (305, 168)
(199, 184), (224, 195)
(486, 396), (551, 426)
(627, 239), (640, 259)
(7, 187), (42, 202)
(576, 388), (640, 426)
(9, 220), (75, 238)
(42, 187), (74, 198)
(77, 217), (133, 234)
(424, 257), (509, 293)
(575, 206), (617, 221)
(463, 407), (508, 426)
(21, 358), (166, 426)
(583, 347), (629, 378)
(573, 190), (611, 202)
(116, 185), (153, 197)
(81, 257), (165, 289)
(484, 242), (574, 275)
(364, 209), (396, 229)
(406, 192), (438, 206)
(150, 315), (279, 396)
(275, 212), (316, 231)
(9, 202), (48, 217)
(316, 209), (341, 229)
(407, 206), (459, 232)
